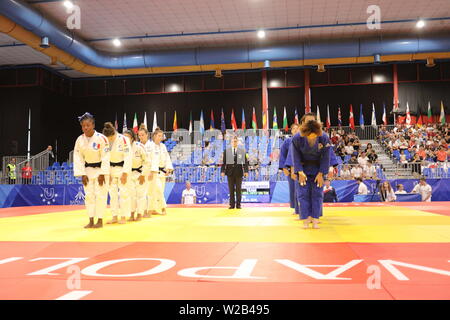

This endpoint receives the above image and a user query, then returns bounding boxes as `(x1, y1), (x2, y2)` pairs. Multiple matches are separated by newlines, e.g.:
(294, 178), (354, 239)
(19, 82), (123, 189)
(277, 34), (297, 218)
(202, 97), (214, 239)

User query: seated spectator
(323, 179), (338, 203)
(344, 142), (354, 155)
(436, 146), (448, 162)
(380, 181), (396, 202)
(399, 150), (408, 165)
(358, 152), (369, 166)
(340, 164), (352, 180)
(348, 155), (358, 165)
(395, 184), (407, 194)
(356, 178), (368, 195)
(412, 178), (432, 202)
(351, 164), (363, 179)
(363, 161), (377, 179)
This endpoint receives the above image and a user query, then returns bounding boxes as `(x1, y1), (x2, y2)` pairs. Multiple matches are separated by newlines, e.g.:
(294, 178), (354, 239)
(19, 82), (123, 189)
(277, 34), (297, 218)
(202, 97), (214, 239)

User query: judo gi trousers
(297, 175), (323, 220)
(130, 171), (148, 215)
(287, 175), (296, 209)
(148, 172), (167, 212)
(83, 175), (108, 219)
(109, 176), (131, 218)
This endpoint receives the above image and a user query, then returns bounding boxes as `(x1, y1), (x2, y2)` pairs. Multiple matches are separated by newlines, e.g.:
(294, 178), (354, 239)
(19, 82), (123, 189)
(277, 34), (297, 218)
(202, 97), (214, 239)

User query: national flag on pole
(283, 107), (288, 132)
(143, 111), (148, 130)
(326, 104), (331, 129)
(231, 108), (237, 131)
(371, 103), (377, 128)
(241, 108), (246, 129)
(349, 104), (355, 130)
(252, 107), (258, 130)
(440, 101), (446, 125)
(316, 105), (321, 124)
(133, 113), (138, 133)
(359, 104), (365, 130)
(417, 111), (423, 127)
(405, 102), (411, 125)
(272, 107), (278, 129)
(199, 110), (205, 135)
(122, 113), (127, 133)
(114, 113), (118, 131)
(220, 108), (226, 132)
(427, 101), (432, 123)
(189, 111), (193, 134)
(173, 111), (178, 131)
(210, 110), (215, 130)
(382, 103), (387, 125)
(152, 111), (158, 132)
(294, 108), (299, 124)
(338, 107), (342, 127)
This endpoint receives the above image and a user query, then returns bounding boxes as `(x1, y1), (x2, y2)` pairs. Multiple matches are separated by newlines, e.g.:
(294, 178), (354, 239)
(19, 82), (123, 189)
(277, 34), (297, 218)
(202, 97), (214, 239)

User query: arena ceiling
(0, 0), (449, 78)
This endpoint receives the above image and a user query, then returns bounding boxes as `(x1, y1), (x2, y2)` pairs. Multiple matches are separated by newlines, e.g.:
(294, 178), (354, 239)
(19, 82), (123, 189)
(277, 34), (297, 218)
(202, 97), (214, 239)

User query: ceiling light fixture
(317, 64), (326, 73)
(257, 30), (266, 39)
(214, 69), (223, 78)
(426, 58), (436, 67)
(112, 38), (122, 47)
(63, 1), (74, 9)
(416, 20), (425, 29)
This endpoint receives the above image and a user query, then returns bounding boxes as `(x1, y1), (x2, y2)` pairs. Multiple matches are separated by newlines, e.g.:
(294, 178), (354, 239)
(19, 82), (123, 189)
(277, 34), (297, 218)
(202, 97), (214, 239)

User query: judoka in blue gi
(278, 123), (300, 214)
(292, 113), (331, 229)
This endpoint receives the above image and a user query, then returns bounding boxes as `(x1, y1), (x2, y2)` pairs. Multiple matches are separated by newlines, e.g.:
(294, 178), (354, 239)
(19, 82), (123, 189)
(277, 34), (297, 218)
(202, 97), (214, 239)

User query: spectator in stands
(21, 161), (33, 185)
(357, 151), (369, 166)
(410, 153), (422, 177)
(363, 160), (377, 179)
(6, 158), (16, 184)
(380, 181), (396, 202)
(323, 179), (338, 203)
(340, 164), (352, 180)
(351, 164), (363, 179)
(356, 178), (368, 195)
(366, 147), (378, 163)
(348, 154), (358, 165)
(436, 146), (448, 162)
(395, 184), (407, 194)
(344, 142), (354, 155)
(181, 181), (197, 204)
(412, 178), (432, 202)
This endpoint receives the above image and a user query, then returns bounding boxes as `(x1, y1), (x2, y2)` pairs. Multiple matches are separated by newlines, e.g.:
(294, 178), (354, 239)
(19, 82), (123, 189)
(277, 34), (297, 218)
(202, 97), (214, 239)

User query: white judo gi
(148, 141), (173, 213)
(108, 134), (132, 218)
(73, 131), (110, 218)
(130, 141), (150, 215)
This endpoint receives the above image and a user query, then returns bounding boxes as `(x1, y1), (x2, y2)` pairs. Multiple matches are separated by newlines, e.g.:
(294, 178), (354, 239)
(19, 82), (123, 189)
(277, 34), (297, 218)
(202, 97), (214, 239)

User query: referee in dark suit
(221, 136), (249, 209)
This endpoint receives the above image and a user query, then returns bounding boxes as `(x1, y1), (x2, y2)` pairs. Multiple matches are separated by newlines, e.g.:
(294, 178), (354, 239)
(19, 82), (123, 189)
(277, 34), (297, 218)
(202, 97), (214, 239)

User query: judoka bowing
(278, 123), (300, 214)
(291, 113), (331, 229)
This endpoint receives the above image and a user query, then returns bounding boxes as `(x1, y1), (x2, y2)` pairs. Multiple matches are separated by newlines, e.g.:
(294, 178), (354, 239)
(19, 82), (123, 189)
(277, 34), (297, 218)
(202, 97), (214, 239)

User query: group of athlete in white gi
(73, 112), (173, 229)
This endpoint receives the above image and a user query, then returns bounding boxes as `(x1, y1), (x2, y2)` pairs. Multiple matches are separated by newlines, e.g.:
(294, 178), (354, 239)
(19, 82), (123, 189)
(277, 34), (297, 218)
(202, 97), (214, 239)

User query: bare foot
(161, 209), (167, 215)
(118, 217), (126, 224)
(106, 216), (118, 224)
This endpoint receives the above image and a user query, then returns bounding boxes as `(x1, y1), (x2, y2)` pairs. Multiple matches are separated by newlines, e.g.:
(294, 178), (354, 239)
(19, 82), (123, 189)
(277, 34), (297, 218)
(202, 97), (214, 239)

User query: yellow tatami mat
(0, 205), (449, 243)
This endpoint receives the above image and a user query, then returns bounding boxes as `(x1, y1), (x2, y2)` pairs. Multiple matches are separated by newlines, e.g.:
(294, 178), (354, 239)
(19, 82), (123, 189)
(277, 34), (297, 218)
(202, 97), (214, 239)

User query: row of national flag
(115, 102), (446, 133)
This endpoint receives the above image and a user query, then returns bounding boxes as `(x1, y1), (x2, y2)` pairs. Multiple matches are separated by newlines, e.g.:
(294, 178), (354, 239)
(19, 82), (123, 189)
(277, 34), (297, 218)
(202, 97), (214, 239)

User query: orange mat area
(0, 241), (449, 300)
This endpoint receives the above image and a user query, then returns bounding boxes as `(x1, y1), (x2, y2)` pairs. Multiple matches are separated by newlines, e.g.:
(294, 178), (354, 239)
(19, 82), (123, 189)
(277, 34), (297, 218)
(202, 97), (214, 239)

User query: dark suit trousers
(227, 175), (243, 207)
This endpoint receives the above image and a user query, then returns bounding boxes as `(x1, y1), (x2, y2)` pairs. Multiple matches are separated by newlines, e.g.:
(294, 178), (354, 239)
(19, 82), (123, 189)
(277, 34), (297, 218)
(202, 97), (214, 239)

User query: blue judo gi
(279, 137), (296, 210)
(285, 142), (300, 214)
(291, 132), (331, 220)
